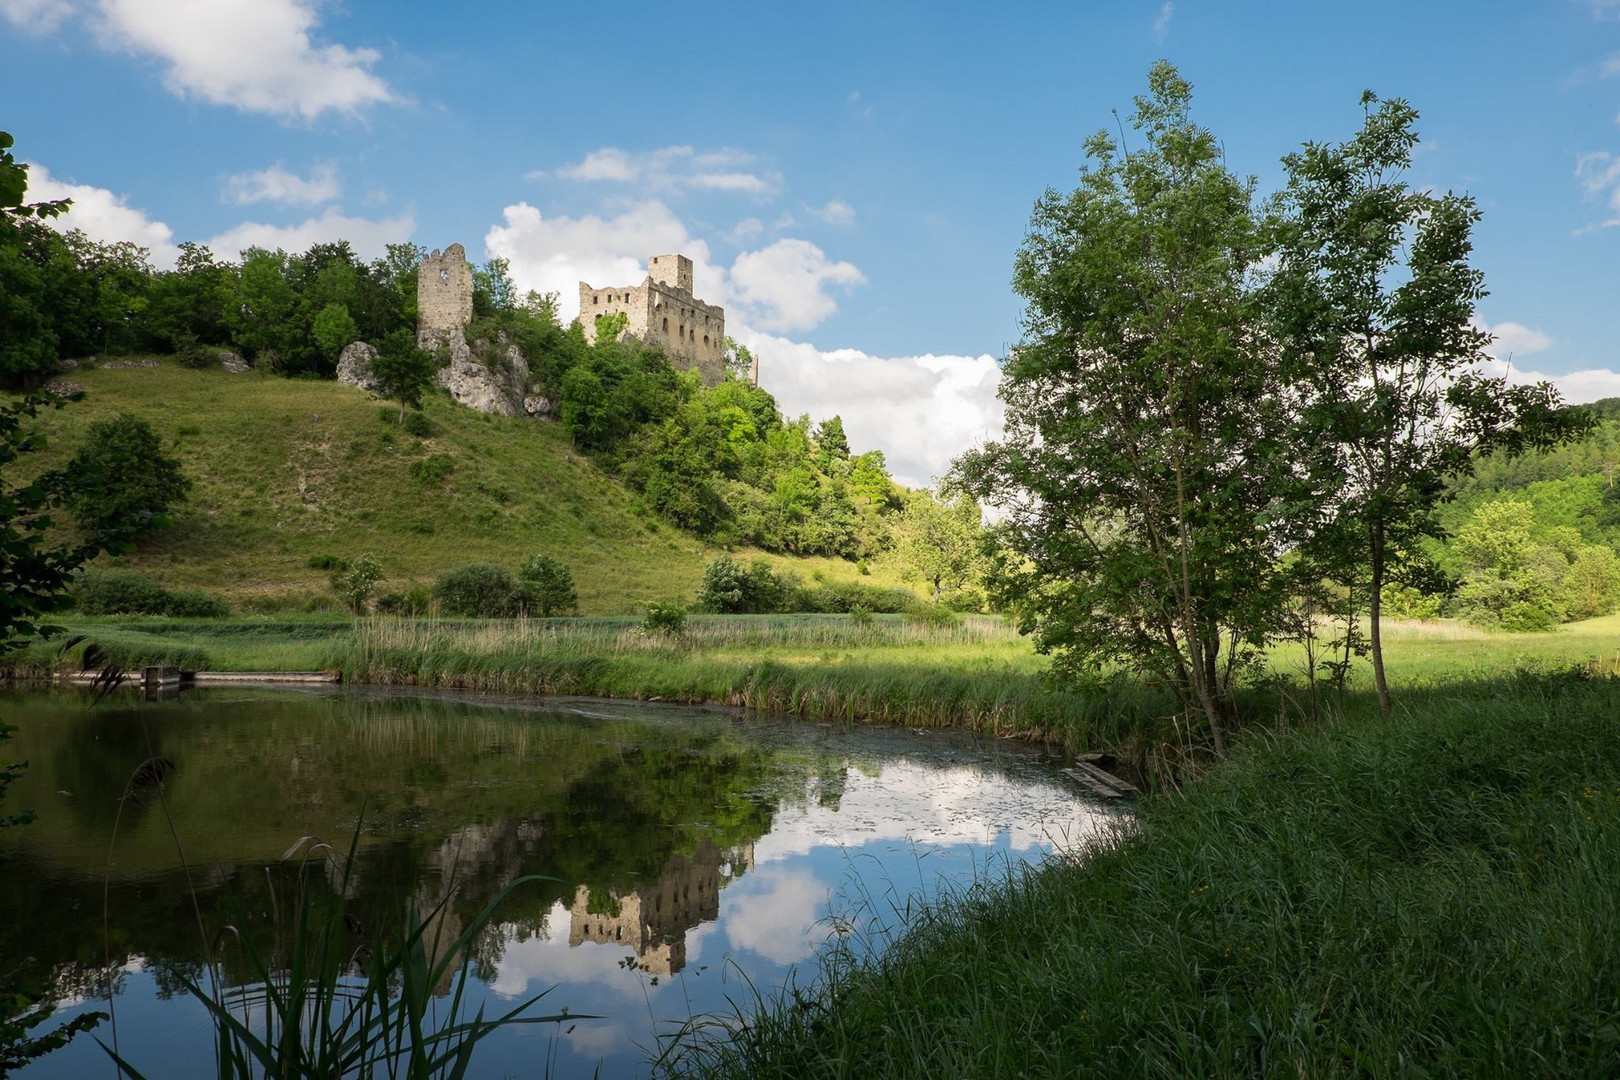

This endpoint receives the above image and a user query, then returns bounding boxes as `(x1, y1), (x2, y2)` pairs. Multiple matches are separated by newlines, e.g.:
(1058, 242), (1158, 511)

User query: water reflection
(1, 688), (1123, 1079)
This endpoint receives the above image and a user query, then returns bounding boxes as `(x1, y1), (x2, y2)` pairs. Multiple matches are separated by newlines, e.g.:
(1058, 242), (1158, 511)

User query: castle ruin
(567, 839), (730, 976)
(417, 243), (474, 348)
(577, 254), (727, 385)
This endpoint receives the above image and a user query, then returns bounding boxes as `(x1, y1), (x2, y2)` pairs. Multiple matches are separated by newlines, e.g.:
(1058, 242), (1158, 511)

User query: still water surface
(1, 687), (1119, 1078)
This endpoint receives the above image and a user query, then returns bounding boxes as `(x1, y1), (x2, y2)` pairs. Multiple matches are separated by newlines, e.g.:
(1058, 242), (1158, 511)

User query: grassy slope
(30, 358), (910, 613)
(674, 670), (1620, 1079)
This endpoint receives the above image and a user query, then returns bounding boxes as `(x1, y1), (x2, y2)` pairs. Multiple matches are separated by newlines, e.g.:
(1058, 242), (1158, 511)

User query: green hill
(32, 357), (907, 613)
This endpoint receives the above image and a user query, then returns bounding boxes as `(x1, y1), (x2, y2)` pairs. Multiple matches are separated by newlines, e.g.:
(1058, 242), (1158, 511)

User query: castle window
(593, 295), (599, 305)
(662, 317), (669, 331)
(703, 335), (709, 345)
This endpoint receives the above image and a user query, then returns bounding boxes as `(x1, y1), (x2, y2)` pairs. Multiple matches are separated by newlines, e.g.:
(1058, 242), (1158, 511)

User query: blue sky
(7, 0), (1620, 483)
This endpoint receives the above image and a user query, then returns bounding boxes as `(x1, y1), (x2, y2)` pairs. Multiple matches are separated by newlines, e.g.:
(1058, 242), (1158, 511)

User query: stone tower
(417, 244), (474, 347)
(647, 253), (694, 293)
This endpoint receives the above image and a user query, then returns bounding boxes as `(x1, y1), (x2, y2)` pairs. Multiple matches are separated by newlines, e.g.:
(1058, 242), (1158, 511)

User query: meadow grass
(27, 357), (915, 613)
(666, 669), (1620, 1079)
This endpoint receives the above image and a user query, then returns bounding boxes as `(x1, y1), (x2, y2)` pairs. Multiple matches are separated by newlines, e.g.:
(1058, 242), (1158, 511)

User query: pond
(1, 686), (1122, 1078)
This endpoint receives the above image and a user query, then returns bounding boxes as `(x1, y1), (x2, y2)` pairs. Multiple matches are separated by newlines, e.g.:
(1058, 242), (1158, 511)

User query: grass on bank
(26, 357), (910, 613)
(8, 612), (1619, 759)
(668, 669), (1620, 1079)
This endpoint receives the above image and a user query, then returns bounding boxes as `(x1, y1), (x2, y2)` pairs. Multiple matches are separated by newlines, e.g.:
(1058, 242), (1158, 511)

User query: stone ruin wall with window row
(417, 243), (475, 348)
(577, 253), (727, 385)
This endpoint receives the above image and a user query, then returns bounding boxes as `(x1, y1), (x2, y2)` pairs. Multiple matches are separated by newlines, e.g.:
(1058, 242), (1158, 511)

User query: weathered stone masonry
(417, 243), (475, 348)
(577, 253), (727, 385)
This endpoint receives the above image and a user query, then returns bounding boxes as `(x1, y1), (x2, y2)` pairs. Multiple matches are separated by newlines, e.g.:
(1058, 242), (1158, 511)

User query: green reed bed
(667, 670), (1620, 1080)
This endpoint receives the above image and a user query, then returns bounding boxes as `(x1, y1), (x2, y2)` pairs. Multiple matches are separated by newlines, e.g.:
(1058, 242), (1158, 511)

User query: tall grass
(665, 669), (1620, 1079)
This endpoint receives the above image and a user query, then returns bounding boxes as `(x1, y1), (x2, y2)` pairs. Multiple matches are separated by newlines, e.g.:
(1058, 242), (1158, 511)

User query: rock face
(435, 334), (530, 418)
(336, 341), (381, 392)
(218, 350), (250, 374)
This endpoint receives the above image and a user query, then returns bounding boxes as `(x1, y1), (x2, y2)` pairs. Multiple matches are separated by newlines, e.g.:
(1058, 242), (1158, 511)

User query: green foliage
(723, 336), (755, 380)
(2, 393), (129, 648)
(892, 490), (983, 604)
(332, 552), (384, 614)
(64, 412), (189, 538)
(1452, 500), (1620, 630)
(955, 63), (1286, 753)
(640, 601), (687, 636)
(517, 552), (578, 616)
(1271, 90), (1589, 709)
(815, 415), (850, 472)
(372, 327), (439, 420)
(310, 302), (358, 363)
(400, 409), (436, 438)
(433, 562), (520, 617)
(375, 584), (432, 616)
(408, 453), (455, 487)
(72, 568), (229, 617)
(696, 555), (797, 614)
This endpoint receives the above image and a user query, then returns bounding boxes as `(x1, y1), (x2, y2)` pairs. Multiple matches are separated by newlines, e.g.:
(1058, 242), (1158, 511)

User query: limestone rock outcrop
(435, 334), (529, 418)
(336, 341), (381, 392)
(219, 350), (250, 374)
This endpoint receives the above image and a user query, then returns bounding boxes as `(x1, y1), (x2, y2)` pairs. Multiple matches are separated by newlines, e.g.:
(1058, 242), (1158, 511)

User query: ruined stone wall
(567, 841), (721, 976)
(575, 253), (726, 385)
(417, 244), (474, 347)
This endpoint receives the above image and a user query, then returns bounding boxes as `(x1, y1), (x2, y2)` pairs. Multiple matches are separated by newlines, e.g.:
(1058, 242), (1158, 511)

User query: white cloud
(92, 0), (394, 119)
(727, 217), (764, 245)
(1574, 150), (1620, 231)
(25, 162), (181, 267)
(737, 326), (1005, 488)
(0, 0), (72, 31)
(806, 199), (856, 226)
(485, 199), (711, 324)
(1478, 319), (1552, 357)
(1152, 1), (1173, 41)
(728, 239), (866, 333)
(206, 206), (413, 260)
(223, 162), (340, 206)
(720, 870), (827, 966)
(545, 145), (781, 197)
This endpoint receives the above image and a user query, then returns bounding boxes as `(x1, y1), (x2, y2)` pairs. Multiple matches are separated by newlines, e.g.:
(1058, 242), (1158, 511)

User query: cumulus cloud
(206, 206), (413, 260)
(1478, 318), (1552, 358)
(484, 199), (711, 324)
(25, 163), (181, 267)
(806, 199), (856, 226)
(720, 870), (828, 966)
(543, 145), (781, 197)
(92, 0), (394, 119)
(728, 239), (866, 333)
(223, 162), (340, 206)
(736, 326), (1005, 488)
(0, 0), (72, 31)
(728, 217), (765, 245)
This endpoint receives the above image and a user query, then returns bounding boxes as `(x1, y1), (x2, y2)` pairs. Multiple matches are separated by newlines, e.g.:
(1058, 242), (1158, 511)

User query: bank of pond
(5, 619), (1618, 1077)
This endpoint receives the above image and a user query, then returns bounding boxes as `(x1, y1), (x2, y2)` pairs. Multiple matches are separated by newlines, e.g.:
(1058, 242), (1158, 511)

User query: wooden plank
(1072, 759), (1140, 795)
(1061, 767), (1123, 799)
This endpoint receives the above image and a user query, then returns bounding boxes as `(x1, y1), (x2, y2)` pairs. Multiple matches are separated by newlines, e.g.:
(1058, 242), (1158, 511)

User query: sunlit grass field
(25, 357), (912, 613)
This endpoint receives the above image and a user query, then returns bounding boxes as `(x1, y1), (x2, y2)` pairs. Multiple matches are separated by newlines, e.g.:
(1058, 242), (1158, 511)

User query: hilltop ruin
(577, 253), (727, 385)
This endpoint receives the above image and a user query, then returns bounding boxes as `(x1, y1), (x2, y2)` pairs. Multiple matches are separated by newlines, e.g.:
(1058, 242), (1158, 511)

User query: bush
(432, 563), (520, 617)
(306, 553), (347, 572)
(375, 584), (432, 616)
(695, 555), (798, 614)
(175, 332), (216, 369)
(641, 602), (687, 636)
(401, 411), (437, 439)
(849, 603), (874, 627)
(797, 580), (919, 615)
(517, 553), (578, 616)
(332, 552), (384, 614)
(65, 413), (191, 538)
(409, 454), (455, 487)
(72, 569), (229, 617)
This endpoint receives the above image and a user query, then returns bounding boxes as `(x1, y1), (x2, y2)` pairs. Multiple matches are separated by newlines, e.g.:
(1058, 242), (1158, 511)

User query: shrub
(306, 553), (347, 572)
(175, 332), (216, 369)
(641, 602), (687, 636)
(401, 411), (437, 439)
(797, 580), (919, 615)
(65, 413), (190, 538)
(849, 603), (874, 627)
(375, 584), (432, 616)
(518, 553), (578, 616)
(409, 454), (455, 487)
(71, 569), (228, 617)
(695, 555), (798, 614)
(433, 563), (519, 617)
(333, 552), (384, 614)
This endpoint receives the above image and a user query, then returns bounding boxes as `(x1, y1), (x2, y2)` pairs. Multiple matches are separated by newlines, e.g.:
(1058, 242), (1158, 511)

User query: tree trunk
(1369, 524), (1391, 716)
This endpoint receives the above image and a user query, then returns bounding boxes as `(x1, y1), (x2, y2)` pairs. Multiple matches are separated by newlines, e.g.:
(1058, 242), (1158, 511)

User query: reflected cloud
(720, 869), (829, 966)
